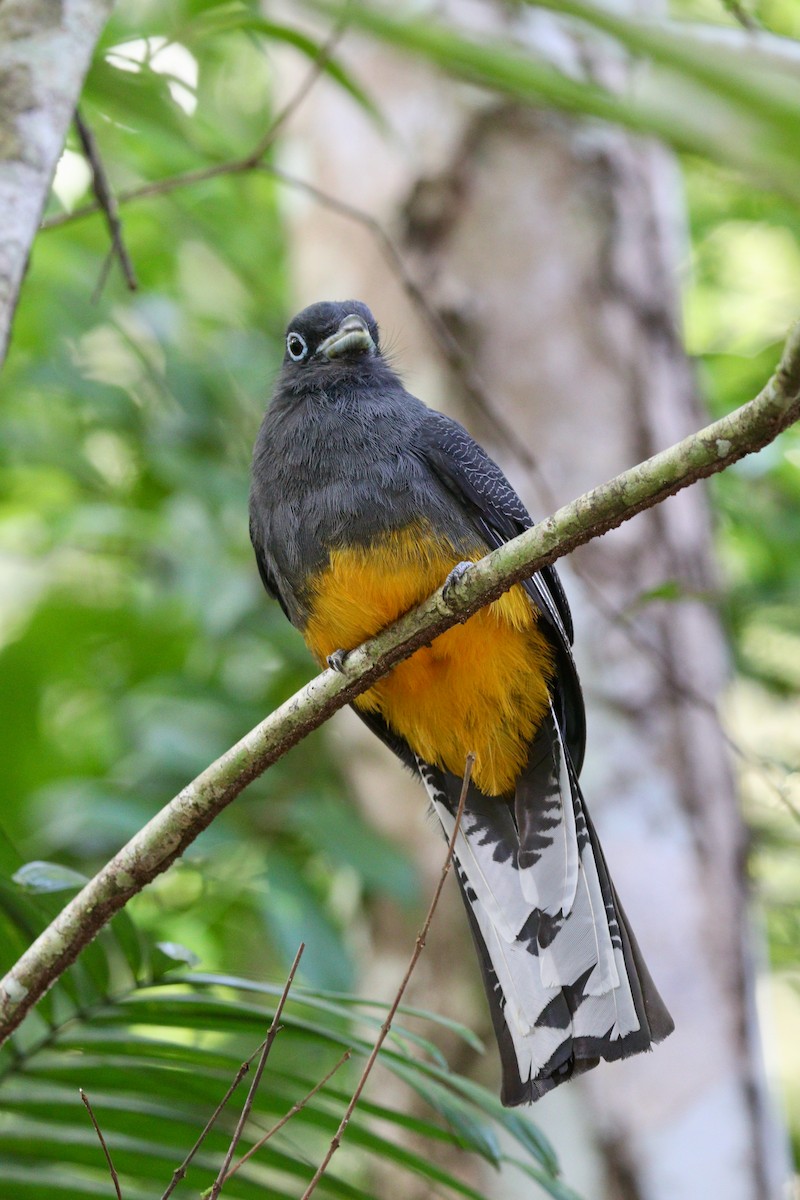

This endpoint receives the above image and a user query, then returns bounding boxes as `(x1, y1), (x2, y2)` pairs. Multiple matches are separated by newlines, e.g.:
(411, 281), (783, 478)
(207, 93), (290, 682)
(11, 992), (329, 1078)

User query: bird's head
(281, 301), (380, 372)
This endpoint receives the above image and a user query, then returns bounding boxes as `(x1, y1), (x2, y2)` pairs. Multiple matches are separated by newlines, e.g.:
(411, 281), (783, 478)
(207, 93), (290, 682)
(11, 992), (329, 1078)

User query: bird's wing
(416, 408), (585, 771)
(249, 514), (293, 622)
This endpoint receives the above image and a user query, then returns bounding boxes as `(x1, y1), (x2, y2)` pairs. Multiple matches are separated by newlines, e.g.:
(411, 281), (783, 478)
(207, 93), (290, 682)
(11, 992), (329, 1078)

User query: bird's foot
(443, 561), (472, 604)
(327, 648), (349, 674)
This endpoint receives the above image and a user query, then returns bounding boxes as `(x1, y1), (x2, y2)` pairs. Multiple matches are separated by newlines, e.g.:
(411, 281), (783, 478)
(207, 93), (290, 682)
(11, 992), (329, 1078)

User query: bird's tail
(416, 705), (674, 1105)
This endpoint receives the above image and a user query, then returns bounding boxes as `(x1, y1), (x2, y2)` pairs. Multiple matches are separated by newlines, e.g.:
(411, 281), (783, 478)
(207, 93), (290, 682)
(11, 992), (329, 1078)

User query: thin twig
(725, 736), (800, 829)
(221, 1050), (352, 1185)
(67, 25), (342, 303)
(41, 159), (250, 227)
(79, 1088), (123, 1200)
(246, 24), (346, 162)
(209, 943), (305, 1199)
(42, 43), (347, 232)
(161, 1041), (268, 1200)
(720, 0), (760, 32)
(297, 753), (474, 1200)
(74, 109), (137, 297)
(91, 246), (117, 306)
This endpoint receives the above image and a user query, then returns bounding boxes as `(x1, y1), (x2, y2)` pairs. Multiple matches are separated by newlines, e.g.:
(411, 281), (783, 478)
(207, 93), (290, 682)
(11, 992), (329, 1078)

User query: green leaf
(317, 0), (800, 203)
(177, 5), (382, 121)
(287, 792), (420, 906)
(12, 861), (88, 894)
(504, 1155), (585, 1200)
(154, 939), (202, 968)
(391, 1060), (503, 1165)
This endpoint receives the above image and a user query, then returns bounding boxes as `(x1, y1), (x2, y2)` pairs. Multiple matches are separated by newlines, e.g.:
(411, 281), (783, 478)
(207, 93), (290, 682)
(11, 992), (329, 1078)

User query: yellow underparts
(303, 523), (555, 798)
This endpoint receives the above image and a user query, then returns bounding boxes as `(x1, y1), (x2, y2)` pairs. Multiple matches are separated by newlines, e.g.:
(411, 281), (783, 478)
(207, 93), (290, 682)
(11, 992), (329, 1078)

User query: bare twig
(161, 1041), (268, 1200)
(725, 736), (800, 829)
(74, 109), (138, 297)
(63, 27), (342, 304)
(720, 0), (760, 32)
(297, 754), (474, 1200)
(222, 1050), (352, 1185)
(42, 158), (252, 228)
(79, 1088), (123, 1200)
(248, 24), (346, 160)
(0, 325), (798, 1042)
(46, 24), (345, 232)
(91, 246), (117, 306)
(209, 944), (304, 1199)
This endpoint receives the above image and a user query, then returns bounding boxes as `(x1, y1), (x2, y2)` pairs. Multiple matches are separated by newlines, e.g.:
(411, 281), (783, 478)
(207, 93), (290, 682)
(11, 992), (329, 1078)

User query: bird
(249, 299), (674, 1105)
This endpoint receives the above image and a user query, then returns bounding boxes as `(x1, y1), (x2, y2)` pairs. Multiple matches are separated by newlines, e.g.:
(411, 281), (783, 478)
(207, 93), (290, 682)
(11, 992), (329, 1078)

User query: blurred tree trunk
(0, 0), (112, 365)
(281, 10), (787, 1198)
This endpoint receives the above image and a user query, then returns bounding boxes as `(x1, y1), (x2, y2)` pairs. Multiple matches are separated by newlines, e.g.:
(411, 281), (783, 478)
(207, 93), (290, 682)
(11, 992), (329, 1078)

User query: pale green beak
(317, 314), (376, 360)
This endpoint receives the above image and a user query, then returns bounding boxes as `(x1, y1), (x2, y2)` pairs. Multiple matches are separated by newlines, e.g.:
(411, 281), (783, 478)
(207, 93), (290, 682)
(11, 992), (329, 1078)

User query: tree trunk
(0, 0), (113, 366)
(280, 14), (788, 1198)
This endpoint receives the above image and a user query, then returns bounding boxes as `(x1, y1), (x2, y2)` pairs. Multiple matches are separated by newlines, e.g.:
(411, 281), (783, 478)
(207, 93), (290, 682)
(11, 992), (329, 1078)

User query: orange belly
(302, 524), (554, 797)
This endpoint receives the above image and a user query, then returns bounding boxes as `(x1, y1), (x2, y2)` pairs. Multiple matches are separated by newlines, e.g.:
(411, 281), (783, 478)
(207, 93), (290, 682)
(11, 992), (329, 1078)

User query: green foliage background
(0, 0), (799, 1193)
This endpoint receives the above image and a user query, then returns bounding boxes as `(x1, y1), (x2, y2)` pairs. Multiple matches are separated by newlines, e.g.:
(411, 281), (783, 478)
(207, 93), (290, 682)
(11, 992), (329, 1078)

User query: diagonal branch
(0, 320), (798, 1043)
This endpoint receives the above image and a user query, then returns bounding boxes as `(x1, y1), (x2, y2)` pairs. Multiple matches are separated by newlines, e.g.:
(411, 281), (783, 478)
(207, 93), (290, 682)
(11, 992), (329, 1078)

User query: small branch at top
(719, 0), (760, 32)
(245, 24), (346, 163)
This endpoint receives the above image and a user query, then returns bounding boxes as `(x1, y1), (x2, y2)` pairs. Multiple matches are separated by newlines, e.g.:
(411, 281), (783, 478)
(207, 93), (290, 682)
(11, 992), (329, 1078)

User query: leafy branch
(0, 319), (798, 1043)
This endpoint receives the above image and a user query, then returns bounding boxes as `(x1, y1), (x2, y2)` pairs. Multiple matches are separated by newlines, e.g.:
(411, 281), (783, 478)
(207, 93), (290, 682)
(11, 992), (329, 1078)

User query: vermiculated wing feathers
(417, 409), (571, 635)
(249, 514), (293, 623)
(417, 408), (585, 771)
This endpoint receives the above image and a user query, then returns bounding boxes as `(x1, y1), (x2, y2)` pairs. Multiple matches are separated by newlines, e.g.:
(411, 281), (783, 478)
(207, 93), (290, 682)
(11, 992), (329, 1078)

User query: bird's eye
(286, 332), (308, 362)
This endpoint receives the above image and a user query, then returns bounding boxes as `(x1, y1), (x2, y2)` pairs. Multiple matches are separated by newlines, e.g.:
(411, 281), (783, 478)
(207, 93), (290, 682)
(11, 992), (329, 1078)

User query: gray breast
(250, 384), (479, 621)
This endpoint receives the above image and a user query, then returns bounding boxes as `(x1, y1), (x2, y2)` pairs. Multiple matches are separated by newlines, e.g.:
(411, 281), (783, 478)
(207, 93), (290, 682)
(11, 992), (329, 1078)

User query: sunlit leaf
(12, 861), (88, 894)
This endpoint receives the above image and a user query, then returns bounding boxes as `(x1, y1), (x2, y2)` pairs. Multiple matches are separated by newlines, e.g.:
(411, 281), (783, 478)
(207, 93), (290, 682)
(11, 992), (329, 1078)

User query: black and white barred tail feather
(416, 705), (673, 1106)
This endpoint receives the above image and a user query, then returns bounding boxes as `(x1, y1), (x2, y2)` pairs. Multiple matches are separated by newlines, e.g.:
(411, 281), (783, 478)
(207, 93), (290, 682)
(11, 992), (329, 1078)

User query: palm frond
(0, 865), (570, 1199)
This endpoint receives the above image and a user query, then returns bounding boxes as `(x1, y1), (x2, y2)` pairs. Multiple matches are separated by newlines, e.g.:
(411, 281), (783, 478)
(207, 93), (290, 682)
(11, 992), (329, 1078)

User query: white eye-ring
(286, 331), (308, 361)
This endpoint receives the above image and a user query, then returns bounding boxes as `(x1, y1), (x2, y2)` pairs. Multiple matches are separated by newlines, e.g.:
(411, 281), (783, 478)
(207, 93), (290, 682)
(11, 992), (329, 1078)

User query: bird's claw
(443, 561), (472, 603)
(327, 648), (349, 674)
